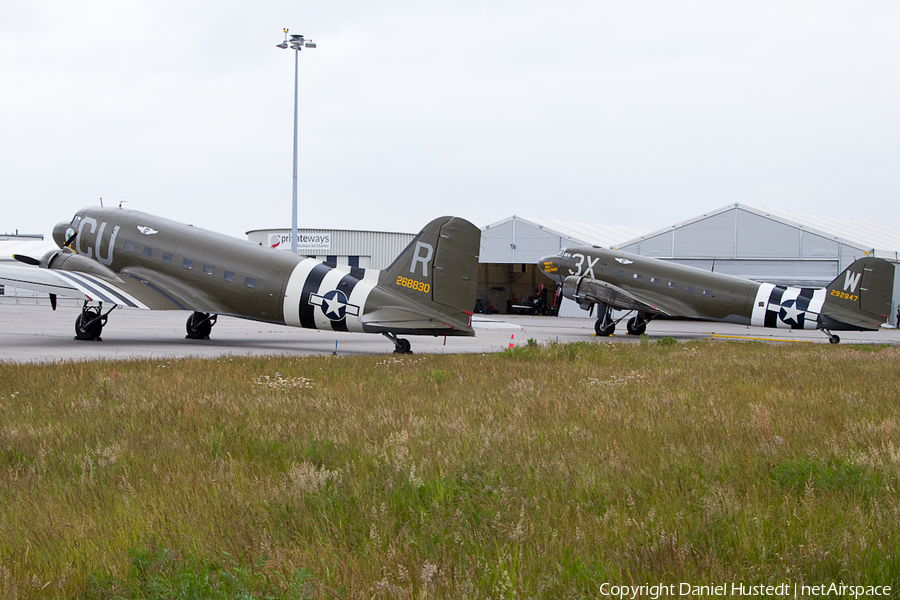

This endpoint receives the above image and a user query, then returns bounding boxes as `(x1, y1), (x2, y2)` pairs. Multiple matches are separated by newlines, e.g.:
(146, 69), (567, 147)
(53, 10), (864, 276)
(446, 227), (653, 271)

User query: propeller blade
(50, 294), (57, 311)
(12, 254), (40, 266)
(64, 231), (78, 248)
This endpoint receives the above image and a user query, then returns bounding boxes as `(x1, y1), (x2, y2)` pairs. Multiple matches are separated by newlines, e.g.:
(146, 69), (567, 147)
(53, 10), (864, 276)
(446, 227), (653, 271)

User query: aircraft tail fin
(820, 256), (894, 331)
(382, 216), (480, 314)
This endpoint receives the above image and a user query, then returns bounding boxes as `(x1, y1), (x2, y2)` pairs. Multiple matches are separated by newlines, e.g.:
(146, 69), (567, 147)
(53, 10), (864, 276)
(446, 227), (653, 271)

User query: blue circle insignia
(322, 289), (350, 320)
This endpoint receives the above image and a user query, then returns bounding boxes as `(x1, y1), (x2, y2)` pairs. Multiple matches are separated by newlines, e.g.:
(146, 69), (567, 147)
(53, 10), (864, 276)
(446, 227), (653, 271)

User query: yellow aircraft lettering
(396, 276), (430, 294)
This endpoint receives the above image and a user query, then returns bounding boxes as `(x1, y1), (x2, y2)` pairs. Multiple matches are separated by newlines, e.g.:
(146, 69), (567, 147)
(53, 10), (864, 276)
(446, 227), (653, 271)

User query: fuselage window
(143, 247), (153, 258)
(183, 258), (193, 269)
(616, 270), (624, 278)
(203, 264), (214, 275)
(124, 241), (134, 252)
(633, 273), (642, 281)
(224, 271), (234, 282)
(650, 277), (659, 285)
(667, 281), (677, 289)
(685, 285), (694, 293)
(163, 252), (173, 264)
(703, 290), (713, 297)
(245, 277), (256, 288)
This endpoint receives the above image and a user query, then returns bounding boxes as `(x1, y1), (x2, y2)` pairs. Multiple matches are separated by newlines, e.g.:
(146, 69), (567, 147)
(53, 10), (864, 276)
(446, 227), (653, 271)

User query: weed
(1, 344), (899, 597)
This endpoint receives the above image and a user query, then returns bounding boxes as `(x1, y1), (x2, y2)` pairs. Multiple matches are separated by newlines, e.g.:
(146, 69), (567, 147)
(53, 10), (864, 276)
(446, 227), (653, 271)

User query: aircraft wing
(564, 276), (671, 316)
(0, 263), (150, 308)
(359, 306), (474, 335)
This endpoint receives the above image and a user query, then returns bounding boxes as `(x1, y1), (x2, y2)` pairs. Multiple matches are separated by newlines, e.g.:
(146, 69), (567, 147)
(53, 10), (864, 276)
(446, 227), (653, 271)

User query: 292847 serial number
(830, 289), (858, 302)
(396, 276), (430, 293)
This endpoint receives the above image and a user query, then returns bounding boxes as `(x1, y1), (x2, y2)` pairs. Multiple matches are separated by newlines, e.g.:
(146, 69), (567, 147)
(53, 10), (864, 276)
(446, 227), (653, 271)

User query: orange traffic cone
(508, 334), (515, 349)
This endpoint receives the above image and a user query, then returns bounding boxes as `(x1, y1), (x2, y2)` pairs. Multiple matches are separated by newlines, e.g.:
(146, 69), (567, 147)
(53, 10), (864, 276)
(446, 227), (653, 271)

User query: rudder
(821, 256), (894, 331)
(383, 216), (481, 312)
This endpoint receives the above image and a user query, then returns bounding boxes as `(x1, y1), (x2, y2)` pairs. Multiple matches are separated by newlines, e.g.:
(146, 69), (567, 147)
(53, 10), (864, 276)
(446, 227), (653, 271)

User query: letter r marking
(411, 242), (434, 278)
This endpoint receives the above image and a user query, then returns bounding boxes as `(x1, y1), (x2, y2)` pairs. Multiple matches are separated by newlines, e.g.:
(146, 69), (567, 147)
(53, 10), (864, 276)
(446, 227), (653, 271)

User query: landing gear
(823, 328), (841, 344)
(186, 312), (217, 340)
(74, 302), (115, 341)
(626, 317), (646, 336)
(383, 332), (412, 354)
(626, 312), (653, 336)
(594, 305), (616, 337)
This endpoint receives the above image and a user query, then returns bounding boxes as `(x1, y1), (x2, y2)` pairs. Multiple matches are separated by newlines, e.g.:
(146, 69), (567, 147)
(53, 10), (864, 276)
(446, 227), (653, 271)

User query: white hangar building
(477, 216), (650, 314)
(245, 227), (415, 270)
(617, 203), (900, 288)
(0, 233), (57, 299)
(477, 206), (900, 321)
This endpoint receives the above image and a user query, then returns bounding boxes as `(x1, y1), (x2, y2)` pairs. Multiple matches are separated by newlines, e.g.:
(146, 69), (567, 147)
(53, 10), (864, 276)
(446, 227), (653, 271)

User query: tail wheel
(829, 334), (840, 344)
(75, 309), (103, 341)
(186, 312), (214, 340)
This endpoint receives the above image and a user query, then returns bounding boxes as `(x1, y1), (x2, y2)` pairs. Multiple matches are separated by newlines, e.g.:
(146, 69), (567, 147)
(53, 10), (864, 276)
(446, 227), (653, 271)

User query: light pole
(276, 28), (316, 255)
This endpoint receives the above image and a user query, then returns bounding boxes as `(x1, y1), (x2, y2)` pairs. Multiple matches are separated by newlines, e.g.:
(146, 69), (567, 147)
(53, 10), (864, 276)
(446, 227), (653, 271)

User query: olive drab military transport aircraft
(539, 246), (895, 344)
(0, 207), (481, 353)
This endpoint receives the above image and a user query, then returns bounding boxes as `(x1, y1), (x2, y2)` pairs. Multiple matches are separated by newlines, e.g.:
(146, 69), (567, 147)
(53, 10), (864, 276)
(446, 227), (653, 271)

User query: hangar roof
(483, 216), (651, 248)
(758, 207), (900, 256)
(619, 203), (900, 257)
(0, 237), (56, 262)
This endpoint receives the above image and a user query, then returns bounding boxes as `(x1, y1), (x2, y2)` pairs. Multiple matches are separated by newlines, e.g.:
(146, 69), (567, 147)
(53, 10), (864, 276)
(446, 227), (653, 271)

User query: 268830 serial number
(396, 276), (430, 293)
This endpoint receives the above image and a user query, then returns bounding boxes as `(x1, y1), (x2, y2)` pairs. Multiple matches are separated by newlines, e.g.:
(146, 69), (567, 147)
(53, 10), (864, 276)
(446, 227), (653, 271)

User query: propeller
(12, 254), (40, 266)
(64, 231), (77, 248)
(12, 252), (61, 311)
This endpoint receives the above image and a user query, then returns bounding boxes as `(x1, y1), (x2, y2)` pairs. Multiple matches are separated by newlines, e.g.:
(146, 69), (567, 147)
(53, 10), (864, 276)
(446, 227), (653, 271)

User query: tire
(626, 317), (646, 336)
(186, 312), (213, 339)
(75, 310), (102, 341)
(594, 319), (615, 337)
(393, 338), (412, 354)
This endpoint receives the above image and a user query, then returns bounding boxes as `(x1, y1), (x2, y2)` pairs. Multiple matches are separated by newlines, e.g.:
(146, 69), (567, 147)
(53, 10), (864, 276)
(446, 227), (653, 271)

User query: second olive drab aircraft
(0, 207), (481, 353)
(539, 246), (894, 344)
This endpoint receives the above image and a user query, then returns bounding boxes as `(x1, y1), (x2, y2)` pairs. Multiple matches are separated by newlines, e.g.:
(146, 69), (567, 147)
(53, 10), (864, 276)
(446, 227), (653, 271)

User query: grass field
(1, 339), (899, 599)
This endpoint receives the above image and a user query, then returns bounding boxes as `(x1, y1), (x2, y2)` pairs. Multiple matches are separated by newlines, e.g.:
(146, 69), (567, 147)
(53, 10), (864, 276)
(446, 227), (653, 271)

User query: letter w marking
(843, 271), (862, 293)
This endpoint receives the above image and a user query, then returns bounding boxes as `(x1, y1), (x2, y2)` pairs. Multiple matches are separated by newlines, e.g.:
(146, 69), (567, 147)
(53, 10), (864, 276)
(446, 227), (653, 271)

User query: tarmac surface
(1, 296), (898, 363)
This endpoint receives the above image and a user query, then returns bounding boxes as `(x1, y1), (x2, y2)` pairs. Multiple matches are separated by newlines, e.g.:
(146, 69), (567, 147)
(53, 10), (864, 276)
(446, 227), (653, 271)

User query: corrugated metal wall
(480, 220), (564, 264)
(246, 229), (415, 270)
(619, 207), (871, 287)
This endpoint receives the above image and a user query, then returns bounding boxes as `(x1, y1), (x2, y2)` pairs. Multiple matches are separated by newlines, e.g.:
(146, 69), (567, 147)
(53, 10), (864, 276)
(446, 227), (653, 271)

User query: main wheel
(186, 312), (213, 339)
(393, 338), (412, 354)
(829, 334), (840, 344)
(594, 319), (615, 337)
(626, 317), (647, 336)
(75, 309), (102, 341)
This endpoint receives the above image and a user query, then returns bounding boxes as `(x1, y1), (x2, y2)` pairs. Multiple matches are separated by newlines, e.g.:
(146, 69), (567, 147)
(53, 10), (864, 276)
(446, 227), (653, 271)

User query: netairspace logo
(598, 582), (892, 599)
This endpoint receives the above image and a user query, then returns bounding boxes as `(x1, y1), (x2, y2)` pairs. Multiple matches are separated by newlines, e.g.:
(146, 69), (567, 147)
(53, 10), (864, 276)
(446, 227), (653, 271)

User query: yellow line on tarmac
(710, 333), (812, 344)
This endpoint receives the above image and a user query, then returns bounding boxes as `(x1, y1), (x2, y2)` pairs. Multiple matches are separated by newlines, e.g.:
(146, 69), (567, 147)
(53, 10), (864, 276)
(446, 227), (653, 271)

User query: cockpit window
(557, 249), (572, 259)
(71, 215), (83, 227)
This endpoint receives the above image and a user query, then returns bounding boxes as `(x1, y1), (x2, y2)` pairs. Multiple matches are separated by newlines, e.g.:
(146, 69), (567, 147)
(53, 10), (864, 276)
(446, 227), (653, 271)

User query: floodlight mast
(276, 28), (316, 255)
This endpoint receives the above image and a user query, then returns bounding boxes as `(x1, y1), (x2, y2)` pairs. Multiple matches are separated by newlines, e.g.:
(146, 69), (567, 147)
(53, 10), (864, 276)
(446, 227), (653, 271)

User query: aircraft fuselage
(44, 207), (474, 337)
(540, 246), (890, 332)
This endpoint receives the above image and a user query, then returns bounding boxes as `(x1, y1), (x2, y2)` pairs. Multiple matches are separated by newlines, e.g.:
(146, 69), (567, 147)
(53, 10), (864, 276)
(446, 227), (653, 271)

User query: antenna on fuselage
(119, 200), (128, 209)
(99, 197), (103, 207)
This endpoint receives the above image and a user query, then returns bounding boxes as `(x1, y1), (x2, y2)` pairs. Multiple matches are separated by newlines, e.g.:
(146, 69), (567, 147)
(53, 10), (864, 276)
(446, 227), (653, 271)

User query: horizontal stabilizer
(359, 306), (472, 335)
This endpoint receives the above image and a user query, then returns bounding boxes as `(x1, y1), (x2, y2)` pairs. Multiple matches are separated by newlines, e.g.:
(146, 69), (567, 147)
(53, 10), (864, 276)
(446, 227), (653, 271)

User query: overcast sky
(2, 1), (899, 240)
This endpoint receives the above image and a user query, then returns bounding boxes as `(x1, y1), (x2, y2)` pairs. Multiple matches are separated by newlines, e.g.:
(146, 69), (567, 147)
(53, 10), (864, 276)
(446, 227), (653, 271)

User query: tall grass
(1, 341), (898, 598)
